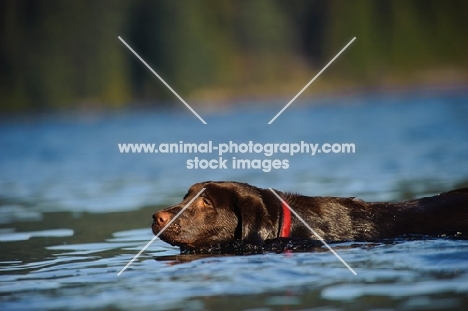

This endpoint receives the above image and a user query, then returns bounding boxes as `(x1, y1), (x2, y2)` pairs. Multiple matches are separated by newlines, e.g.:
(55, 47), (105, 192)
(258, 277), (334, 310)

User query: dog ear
(202, 182), (282, 245)
(231, 184), (282, 245)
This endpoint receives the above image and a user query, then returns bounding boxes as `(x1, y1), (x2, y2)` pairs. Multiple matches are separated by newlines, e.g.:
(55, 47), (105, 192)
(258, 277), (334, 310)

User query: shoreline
(1, 75), (467, 119)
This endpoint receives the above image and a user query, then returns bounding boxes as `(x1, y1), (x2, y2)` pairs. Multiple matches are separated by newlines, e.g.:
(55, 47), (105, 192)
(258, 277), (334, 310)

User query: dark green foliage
(1, 0), (467, 112)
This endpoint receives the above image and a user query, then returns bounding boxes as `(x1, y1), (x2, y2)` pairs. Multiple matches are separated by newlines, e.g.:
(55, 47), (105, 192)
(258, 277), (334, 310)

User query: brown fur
(152, 181), (468, 250)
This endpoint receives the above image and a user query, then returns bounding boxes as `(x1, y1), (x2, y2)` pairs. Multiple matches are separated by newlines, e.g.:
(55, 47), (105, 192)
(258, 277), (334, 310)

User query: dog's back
(366, 187), (468, 239)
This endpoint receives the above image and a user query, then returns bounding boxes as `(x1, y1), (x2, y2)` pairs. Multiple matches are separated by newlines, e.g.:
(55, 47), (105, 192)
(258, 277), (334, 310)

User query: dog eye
(202, 198), (211, 207)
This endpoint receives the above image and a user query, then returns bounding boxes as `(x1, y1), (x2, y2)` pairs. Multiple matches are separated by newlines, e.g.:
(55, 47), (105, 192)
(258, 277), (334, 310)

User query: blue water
(1, 90), (468, 310)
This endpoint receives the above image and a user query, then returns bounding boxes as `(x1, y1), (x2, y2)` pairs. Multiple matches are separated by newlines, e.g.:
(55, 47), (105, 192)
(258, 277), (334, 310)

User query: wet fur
(152, 181), (468, 251)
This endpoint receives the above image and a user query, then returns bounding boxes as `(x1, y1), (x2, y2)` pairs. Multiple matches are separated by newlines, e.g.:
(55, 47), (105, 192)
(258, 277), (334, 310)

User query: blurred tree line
(1, 0), (467, 113)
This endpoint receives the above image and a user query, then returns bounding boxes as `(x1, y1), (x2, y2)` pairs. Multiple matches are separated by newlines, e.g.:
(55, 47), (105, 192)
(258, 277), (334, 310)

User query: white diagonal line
(269, 188), (357, 275)
(118, 36), (207, 124)
(268, 37), (356, 124)
(117, 188), (205, 276)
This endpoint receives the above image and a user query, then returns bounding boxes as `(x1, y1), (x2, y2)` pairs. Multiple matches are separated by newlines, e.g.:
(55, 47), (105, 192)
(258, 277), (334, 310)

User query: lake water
(1, 90), (468, 310)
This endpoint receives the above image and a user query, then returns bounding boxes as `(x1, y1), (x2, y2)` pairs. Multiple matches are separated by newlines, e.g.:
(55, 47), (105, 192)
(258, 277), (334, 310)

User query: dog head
(152, 181), (282, 249)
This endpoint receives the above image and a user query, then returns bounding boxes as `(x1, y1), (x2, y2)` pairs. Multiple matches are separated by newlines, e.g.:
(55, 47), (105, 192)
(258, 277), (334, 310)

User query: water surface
(1, 90), (468, 310)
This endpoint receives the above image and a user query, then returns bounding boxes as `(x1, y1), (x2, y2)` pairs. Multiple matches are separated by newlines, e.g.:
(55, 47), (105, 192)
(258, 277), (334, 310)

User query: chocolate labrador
(152, 181), (468, 252)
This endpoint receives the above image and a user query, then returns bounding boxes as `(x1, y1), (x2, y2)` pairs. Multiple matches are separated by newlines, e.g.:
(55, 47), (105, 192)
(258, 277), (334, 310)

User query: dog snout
(153, 211), (171, 227)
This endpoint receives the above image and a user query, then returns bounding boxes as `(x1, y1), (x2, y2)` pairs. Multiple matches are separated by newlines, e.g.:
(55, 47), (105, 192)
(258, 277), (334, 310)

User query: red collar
(279, 201), (291, 238)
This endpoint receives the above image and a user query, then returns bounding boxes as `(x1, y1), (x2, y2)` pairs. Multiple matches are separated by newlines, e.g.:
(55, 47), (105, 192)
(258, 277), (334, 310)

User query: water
(1, 90), (468, 310)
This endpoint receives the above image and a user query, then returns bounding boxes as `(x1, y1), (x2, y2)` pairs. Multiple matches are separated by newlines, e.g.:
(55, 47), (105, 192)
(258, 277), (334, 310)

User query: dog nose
(153, 211), (171, 227)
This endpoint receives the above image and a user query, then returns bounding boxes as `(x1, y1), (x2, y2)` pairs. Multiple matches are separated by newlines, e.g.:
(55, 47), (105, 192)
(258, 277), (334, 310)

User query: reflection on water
(1, 91), (468, 310)
(0, 229), (73, 242)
